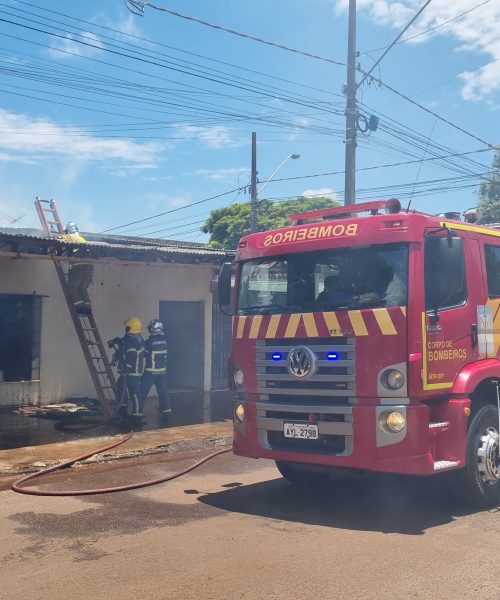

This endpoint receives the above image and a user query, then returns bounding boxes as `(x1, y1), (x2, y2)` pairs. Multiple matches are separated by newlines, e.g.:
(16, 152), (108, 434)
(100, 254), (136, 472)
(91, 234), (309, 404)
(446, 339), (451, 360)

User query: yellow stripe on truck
(372, 308), (397, 335)
(248, 315), (263, 339)
(347, 310), (368, 336)
(302, 313), (319, 337)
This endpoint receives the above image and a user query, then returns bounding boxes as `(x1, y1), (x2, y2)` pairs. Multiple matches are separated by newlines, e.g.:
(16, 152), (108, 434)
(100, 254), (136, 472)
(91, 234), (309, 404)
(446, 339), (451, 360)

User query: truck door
(422, 234), (481, 391)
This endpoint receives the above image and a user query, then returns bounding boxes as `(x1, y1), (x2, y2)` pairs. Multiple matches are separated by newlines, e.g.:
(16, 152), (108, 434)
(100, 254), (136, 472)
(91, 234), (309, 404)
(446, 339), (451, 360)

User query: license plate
(283, 422), (319, 440)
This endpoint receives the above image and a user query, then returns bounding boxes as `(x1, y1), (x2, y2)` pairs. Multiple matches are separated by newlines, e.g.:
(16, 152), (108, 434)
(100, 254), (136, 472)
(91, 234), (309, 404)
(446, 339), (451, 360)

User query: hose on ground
(11, 432), (231, 496)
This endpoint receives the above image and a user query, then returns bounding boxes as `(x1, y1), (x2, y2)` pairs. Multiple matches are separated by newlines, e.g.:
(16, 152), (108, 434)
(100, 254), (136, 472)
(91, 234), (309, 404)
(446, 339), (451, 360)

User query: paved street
(2, 450), (500, 600)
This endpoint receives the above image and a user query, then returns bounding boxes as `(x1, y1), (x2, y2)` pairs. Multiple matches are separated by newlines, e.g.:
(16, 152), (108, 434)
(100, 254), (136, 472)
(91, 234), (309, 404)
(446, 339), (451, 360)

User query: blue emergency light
(327, 352), (339, 361)
(272, 353), (283, 361)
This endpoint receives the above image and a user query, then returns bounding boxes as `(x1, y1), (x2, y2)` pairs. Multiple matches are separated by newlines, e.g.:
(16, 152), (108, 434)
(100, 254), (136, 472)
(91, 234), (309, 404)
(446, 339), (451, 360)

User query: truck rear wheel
(275, 461), (326, 487)
(460, 405), (500, 507)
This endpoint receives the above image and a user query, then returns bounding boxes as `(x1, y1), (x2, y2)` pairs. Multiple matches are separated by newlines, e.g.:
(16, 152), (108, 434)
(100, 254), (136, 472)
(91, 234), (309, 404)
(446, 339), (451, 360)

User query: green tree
(202, 196), (339, 249)
(478, 151), (500, 224)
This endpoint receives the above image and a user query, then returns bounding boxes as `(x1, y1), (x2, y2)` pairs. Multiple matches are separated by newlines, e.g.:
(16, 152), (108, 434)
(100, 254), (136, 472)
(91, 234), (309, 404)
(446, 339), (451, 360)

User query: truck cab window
(237, 243), (408, 314)
(485, 245), (500, 297)
(424, 236), (467, 312)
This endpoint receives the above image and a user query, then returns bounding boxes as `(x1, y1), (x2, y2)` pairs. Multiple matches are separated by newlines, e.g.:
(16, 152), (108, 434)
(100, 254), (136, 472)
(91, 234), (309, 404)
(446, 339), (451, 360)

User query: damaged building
(0, 228), (233, 408)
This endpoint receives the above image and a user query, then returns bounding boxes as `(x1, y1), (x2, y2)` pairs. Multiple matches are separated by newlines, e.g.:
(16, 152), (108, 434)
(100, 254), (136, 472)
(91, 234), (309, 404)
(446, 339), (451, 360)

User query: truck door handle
(471, 323), (478, 349)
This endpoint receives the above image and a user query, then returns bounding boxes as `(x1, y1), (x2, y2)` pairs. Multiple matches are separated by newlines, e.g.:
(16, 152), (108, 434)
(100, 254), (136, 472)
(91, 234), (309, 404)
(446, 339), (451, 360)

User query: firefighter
(119, 316), (145, 417)
(141, 319), (171, 415)
(60, 222), (93, 316)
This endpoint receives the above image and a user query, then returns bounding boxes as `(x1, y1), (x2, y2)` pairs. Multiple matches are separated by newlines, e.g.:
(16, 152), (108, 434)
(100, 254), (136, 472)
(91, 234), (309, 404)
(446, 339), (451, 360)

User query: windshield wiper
(239, 303), (284, 314)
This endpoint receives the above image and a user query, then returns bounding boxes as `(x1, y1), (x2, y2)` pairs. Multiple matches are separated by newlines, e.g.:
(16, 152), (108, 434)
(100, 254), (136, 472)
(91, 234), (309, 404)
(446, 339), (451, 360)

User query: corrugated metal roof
(0, 227), (233, 260)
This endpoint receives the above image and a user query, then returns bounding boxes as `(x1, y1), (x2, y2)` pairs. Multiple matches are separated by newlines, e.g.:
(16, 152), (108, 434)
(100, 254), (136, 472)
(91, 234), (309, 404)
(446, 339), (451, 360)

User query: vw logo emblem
(287, 346), (317, 380)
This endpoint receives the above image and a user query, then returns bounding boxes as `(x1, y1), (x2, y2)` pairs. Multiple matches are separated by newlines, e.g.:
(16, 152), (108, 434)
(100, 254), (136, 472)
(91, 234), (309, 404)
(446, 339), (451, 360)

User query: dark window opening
(0, 295), (41, 383)
(424, 237), (467, 312)
(485, 245), (500, 298)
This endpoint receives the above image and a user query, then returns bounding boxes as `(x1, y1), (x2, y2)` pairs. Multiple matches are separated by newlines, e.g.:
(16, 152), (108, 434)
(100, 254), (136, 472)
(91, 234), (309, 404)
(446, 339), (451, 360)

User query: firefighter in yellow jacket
(60, 222), (93, 315)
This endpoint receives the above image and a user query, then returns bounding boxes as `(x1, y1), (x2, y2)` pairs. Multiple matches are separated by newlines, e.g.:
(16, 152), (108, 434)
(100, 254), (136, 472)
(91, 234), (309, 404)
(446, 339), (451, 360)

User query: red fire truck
(218, 199), (500, 506)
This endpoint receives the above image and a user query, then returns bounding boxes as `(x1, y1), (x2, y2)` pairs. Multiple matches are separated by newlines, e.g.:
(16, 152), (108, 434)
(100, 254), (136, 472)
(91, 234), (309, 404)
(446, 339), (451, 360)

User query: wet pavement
(0, 390), (232, 451)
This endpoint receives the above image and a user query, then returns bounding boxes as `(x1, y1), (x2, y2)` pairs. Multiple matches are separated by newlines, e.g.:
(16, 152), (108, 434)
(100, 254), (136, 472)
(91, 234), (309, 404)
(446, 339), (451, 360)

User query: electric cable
(124, 0), (348, 68)
(358, 0), (432, 88)
(10, 0), (344, 100)
(361, 0), (491, 55)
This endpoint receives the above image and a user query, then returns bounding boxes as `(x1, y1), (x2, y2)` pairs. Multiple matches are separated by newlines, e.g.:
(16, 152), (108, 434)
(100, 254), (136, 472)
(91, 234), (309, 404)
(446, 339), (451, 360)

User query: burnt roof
(0, 227), (233, 265)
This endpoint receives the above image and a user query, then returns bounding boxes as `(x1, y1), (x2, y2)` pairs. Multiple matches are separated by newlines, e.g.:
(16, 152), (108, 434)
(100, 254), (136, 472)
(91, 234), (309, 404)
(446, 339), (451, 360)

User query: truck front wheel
(275, 461), (326, 487)
(461, 405), (500, 507)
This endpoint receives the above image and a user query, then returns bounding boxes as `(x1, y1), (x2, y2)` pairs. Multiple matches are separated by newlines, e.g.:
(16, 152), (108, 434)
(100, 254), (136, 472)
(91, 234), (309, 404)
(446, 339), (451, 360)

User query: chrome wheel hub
(478, 427), (500, 486)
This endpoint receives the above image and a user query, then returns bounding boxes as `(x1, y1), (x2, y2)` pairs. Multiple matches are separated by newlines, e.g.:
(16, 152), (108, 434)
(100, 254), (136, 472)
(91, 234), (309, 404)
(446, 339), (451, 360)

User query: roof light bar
(287, 198), (401, 224)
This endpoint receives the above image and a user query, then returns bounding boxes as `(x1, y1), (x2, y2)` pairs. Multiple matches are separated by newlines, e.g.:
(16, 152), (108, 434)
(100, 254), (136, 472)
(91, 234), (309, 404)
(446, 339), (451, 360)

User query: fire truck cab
(218, 199), (500, 506)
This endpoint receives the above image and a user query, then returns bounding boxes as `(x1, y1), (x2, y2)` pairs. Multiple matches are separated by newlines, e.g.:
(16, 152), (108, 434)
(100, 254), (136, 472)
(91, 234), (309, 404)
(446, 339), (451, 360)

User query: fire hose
(11, 433), (231, 496)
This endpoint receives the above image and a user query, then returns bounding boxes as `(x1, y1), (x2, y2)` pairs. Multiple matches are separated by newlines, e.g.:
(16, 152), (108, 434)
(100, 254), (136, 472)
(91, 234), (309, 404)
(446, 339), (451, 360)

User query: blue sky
(0, 0), (498, 242)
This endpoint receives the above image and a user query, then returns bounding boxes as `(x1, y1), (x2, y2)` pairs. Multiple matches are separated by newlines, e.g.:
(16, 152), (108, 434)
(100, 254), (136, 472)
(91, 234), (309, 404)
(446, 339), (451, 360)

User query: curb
(0, 435), (234, 476)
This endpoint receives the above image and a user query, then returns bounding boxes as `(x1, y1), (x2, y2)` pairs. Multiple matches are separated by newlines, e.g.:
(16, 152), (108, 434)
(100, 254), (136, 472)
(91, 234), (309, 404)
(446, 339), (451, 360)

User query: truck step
(433, 460), (460, 471)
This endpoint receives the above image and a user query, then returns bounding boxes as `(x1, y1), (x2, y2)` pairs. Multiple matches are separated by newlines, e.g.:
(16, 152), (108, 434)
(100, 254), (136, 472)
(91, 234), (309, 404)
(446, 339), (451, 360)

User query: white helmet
(147, 319), (164, 335)
(66, 222), (79, 234)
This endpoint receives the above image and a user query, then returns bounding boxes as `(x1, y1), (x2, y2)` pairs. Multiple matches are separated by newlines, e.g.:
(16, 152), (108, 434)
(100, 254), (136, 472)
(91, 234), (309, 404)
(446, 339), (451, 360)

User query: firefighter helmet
(124, 316), (142, 334)
(65, 222), (79, 234)
(147, 319), (164, 335)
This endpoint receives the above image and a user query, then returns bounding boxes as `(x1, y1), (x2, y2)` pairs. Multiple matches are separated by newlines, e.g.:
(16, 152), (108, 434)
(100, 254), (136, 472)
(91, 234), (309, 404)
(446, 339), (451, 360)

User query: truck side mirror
(217, 262), (233, 312)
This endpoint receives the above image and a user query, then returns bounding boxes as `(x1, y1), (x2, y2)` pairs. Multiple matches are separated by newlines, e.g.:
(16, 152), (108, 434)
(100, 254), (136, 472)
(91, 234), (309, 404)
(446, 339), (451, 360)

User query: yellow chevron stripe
(488, 299), (500, 356)
(249, 315), (263, 339)
(400, 306), (406, 317)
(322, 311), (341, 336)
(285, 313), (301, 338)
(265, 314), (281, 338)
(236, 316), (247, 339)
(302, 313), (319, 337)
(348, 310), (368, 336)
(372, 308), (397, 335)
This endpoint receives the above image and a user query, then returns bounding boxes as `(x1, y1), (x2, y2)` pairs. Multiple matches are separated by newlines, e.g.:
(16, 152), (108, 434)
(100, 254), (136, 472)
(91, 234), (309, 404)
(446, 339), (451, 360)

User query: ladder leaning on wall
(34, 196), (121, 418)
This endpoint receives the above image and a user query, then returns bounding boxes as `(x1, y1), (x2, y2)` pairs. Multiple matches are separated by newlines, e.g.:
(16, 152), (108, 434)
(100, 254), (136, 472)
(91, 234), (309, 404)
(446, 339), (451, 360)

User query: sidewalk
(0, 420), (233, 475)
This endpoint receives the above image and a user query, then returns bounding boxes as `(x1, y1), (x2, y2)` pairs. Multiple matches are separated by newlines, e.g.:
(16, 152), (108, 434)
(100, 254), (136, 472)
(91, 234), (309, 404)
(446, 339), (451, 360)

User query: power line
(361, 0), (491, 55)
(11, 0), (344, 100)
(106, 148), (493, 234)
(123, 0), (348, 68)
(360, 73), (495, 149)
(0, 12), (346, 121)
(266, 148), (494, 185)
(119, 0), (495, 150)
(101, 185), (246, 233)
(358, 0), (432, 88)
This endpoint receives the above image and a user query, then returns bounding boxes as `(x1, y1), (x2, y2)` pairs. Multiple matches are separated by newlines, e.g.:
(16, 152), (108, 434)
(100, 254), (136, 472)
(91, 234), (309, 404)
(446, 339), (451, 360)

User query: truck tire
(460, 404), (500, 507)
(275, 461), (326, 487)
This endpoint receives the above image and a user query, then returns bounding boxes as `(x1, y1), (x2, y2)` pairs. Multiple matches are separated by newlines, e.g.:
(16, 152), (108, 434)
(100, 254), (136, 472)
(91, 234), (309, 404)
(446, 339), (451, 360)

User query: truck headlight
(381, 368), (405, 391)
(233, 367), (244, 387)
(234, 403), (245, 423)
(384, 410), (406, 432)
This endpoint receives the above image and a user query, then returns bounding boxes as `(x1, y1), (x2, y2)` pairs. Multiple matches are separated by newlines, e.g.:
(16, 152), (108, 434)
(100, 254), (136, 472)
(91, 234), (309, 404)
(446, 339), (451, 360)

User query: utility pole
(250, 131), (258, 233)
(344, 0), (357, 206)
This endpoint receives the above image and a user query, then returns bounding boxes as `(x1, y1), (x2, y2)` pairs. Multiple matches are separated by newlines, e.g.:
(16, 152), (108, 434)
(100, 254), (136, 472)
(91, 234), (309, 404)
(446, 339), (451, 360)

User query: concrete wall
(0, 255), (217, 405)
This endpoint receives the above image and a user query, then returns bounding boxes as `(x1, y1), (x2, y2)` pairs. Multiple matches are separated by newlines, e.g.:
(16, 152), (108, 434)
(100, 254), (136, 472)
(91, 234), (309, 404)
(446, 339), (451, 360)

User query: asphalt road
(1, 450), (500, 600)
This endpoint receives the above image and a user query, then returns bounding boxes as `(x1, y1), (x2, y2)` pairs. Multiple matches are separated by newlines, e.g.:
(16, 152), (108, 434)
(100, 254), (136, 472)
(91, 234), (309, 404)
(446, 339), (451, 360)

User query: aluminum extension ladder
(34, 197), (120, 417)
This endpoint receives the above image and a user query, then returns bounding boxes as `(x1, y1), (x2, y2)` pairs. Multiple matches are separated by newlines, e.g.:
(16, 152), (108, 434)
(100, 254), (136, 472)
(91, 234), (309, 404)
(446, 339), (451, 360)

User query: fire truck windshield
(237, 242), (408, 314)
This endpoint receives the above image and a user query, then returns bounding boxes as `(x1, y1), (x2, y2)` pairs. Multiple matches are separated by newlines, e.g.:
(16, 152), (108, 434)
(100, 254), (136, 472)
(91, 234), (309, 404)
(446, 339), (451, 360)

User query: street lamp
(250, 153), (300, 232)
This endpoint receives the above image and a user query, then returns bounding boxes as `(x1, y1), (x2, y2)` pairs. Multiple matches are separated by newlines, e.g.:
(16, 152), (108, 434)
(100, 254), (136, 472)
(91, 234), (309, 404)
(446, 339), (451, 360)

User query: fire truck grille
(255, 338), (355, 456)
(255, 337), (355, 398)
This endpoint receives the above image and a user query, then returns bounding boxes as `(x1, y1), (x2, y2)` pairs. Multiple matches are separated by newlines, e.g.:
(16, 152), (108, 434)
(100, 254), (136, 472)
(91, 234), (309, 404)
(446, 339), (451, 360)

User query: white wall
(0, 255), (216, 405)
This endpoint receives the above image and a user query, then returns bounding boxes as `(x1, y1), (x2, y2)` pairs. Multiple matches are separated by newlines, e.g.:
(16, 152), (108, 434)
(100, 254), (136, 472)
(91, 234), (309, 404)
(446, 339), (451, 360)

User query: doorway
(159, 301), (204, 390)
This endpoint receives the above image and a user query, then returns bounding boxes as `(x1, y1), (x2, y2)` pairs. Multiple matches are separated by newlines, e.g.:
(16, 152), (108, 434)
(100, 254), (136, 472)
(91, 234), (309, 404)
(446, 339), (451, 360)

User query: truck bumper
(233, 397), (470, 475)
